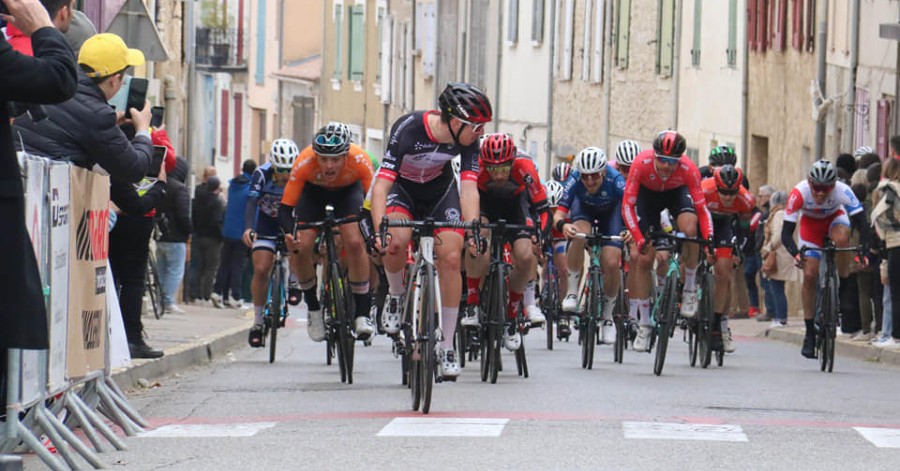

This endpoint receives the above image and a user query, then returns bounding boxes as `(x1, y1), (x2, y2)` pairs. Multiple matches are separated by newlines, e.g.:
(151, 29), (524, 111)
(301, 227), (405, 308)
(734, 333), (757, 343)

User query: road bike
(254, 234), (290, 364)
(538, 239), (562, 350)
(572, 232), (624, 370)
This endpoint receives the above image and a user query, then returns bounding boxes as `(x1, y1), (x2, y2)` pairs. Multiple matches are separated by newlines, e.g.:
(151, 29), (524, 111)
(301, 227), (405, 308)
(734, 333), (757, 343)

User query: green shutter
(727, 0), (737, 66)
(349, 5), (365, 80)
(334, 3), (343, 79)
(691, 0), (701, 67)
(615, 0), (631, 68)
(657, 0), (675, 76)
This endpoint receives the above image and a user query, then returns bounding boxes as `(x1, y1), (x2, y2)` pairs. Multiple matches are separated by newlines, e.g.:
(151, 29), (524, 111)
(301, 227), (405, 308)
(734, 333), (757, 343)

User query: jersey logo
(445, 207), (461, 222)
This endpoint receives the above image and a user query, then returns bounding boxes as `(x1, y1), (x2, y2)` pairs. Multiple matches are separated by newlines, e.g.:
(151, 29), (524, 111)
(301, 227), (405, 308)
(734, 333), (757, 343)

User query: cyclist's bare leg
(340, 221), (372, 320)
(675, 212), (700, 273)
(565, 220), (591, 296)
(510, 237), (536, 294)
(554, 249), (569, 297)
(801, 257), (821, 322)
(831, 224), (853, 277)
(382, 212), (412, 296)
(601, 246), (622, 298)
(463, 221), (489, 310)
(714, 257), (733, 314)
(628, 246), (655, 300)
(435, 231), (464, 348)
(251, 250), (275, 324)
(291, 229), (318, 282)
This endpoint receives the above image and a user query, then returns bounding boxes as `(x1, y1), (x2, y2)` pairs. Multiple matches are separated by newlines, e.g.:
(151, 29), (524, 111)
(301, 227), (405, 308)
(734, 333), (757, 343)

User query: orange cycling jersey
(701, 178), (755, 216)
(281, 143), (374, 206)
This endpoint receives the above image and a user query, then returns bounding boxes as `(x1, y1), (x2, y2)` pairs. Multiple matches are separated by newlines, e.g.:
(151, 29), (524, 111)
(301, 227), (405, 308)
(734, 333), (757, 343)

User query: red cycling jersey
(622, 150), (713, 247)
(476, 155), (547, 205)
(701, 178), (755, 216)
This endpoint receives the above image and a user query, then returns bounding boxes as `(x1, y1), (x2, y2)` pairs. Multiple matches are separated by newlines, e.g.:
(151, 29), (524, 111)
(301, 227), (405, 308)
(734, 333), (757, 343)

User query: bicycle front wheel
(332, 264), (354, 384)
(653, 274), (678, 376)
(820, 274), (837, 373)
(582, 271), (600, 370)
(420, 265), (437, 414)
(268, 264), (283, 364)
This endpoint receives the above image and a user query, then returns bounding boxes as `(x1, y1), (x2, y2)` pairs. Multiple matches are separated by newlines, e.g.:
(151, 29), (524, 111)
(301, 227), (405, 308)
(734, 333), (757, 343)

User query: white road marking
(377, 417), (509, 437)
(140, 422), (277, 438)
(622, 421), (748, 442)
(854, 427), (900, 448)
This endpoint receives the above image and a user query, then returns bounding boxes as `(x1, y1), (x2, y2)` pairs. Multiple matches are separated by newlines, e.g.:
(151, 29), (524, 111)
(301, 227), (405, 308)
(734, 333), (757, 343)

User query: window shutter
(727, 0), (737, 65)
(256, 0), (267, 85)
(233, 93), (243, 175)
(381, 15), (393, 103)
(532, 0), (545, 43)
(758, 0), (768, 54)
(805, 0), (815, 52)
(615, 0), (631, 68)
(591, 0), (605, 82)
(657, 0), (675, 76)
(691, 0), (701, 67)
(562, 0), (575, 80)
(220, 89), (229, 159)
(855, 88), (869, 150)
(553, 0), (562, 76)
(582, 0), (593, 81)
(334, 2), (344, 79)
(747, 0), (757, 52)
(877, 99), (892, 159)
(423, 2), (436, 76)
(791, 0), (802, 50)
(415, 2), (423, 51)
(349, 5), (365, 81)
(509, 0), (519, 43)
(775, 0), (787, 51)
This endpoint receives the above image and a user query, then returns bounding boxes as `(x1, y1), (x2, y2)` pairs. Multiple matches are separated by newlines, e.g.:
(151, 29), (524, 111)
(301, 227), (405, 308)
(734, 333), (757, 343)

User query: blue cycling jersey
(248, 162), (286, 219)
(558, 167), (626, 213)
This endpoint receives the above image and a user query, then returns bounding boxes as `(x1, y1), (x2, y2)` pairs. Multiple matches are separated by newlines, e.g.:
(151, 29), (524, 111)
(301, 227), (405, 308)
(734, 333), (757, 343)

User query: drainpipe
(602, 0), (612, 153)
(741, 0), (749, 169)
(671, 0), (682, 131)
(546, 0), (556, 172)
(493, 0), (502, 133)
(185, 0), (196, 178)
(843, 0), (860, 151)
(434, 0), (441, 105)
(814, 0), (828, 160)
(276, 0), (284, 135)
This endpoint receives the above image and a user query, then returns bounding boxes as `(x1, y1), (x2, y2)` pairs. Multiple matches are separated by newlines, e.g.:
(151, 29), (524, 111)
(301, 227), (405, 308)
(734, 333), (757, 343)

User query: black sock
(713, 312), (723, 331)
(304, 287), (320, 311)
(354, 293), (371, 319)
(805, 319), (815, 336)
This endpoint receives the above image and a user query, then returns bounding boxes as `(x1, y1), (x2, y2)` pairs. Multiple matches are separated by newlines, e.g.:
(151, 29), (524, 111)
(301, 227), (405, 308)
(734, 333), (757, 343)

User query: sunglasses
(458, 118), (486, 133)
(485, 163), (512, 174)
(810, 183), (834, 194)
(717, 188), (739, 196)
(654, 154), (680, 165)
(580, 172), (603, 181)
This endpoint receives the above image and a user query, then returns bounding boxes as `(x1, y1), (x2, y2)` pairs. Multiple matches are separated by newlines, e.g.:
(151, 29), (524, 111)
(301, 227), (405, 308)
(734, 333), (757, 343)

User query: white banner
(106, 267), (131, 370)
(48, 162), (70, 392)
(21, 157), (45, 404)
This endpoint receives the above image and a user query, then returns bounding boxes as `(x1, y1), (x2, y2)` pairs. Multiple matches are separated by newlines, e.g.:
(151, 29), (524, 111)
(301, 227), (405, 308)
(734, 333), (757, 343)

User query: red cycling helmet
(652, 130), (687, 158)
(714, 164), (743, 192)
(480, 133), (516, 165)
(439, 82), (493, 124)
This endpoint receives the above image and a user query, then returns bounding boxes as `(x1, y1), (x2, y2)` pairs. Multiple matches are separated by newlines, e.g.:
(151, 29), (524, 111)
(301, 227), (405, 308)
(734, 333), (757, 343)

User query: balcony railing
(195, 27), (246, 69)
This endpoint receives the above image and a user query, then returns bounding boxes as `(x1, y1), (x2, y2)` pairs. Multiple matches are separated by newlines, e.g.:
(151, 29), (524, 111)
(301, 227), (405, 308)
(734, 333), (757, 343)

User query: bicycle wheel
(408, 272), (422, 409)
(820, 274), (837, 373)
(697, 271), (714, 368)
(268, 264), (283, 364)
(455, 316), (466, 369)
(332, 265), (354, 384)
(146, 255), (164, 320)
(420, 265), (437, 414)
(613, 282), (627, 364)
(688, 320), (697, 367)
(515, 333), (529, 378)
(582, 271), (600, 370)
(653, 274), (678, 376)
(543, 266), (559, 351)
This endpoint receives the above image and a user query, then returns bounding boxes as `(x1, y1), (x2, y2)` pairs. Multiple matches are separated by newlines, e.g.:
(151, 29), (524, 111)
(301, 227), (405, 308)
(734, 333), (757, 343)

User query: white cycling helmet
(615, 140), (641, 166)
(854, 145), (874, 158)
(574, 146), (607, 175)
(270, 138), (300, 169)
(544, 180), (564, 207)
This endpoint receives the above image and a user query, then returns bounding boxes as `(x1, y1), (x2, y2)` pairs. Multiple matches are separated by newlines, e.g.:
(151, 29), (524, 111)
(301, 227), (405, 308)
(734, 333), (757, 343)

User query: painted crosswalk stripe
(854, 427), (900, 448)
(623, 421), (748, 442)
(140, 422), (277, 438)
(377, 417), (508, 437)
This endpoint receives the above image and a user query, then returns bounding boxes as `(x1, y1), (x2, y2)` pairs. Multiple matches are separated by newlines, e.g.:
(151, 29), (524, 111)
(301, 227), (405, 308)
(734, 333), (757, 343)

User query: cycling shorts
(798, 210), (849, 260)
(636, 186), (695, 240)
(252, 215), (280, 253)
(479, 190), (534, 241)
(569, 198), (623, 249)
(386, 173), (463, 235)
(294, 181), (365, 223)
(712, 216), (737, 260)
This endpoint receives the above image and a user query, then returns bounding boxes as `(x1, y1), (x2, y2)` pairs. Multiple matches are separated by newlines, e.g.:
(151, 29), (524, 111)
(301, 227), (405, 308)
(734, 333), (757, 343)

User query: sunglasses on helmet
(717, 188), (739, 196)
(485, 163), (512, 174)
(458, 117), (486, 133)
(580, 172), (603, 181)
(809, 182), (834, 194)
(654, 153), (680, 165)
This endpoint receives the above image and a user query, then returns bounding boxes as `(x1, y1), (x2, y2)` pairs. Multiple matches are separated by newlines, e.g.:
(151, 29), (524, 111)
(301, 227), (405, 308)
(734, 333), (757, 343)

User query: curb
(759, 327), (900, 367)
(110, 324), (249, 390)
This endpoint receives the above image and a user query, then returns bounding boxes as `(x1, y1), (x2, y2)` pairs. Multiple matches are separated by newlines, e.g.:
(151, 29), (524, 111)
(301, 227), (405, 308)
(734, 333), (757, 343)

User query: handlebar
(572, 233), (624, 242)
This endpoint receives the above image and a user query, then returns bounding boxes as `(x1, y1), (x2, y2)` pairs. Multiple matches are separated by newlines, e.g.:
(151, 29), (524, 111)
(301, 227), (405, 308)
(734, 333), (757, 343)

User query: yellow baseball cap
(78, 33), (145, 78)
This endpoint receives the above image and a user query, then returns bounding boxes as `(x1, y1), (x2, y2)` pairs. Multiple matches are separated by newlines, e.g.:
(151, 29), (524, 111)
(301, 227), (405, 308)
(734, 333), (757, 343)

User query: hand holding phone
(150, 106), (165, 128)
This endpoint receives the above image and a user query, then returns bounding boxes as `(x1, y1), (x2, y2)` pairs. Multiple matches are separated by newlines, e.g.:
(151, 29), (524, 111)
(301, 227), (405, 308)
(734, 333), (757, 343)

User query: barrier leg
(31, 409), (80, 470)
(66, 393), (125, 451)
(103, 377), (149, 429)
(63, 393), (104, 453)
(37, 407), (105, 469)
(94, 385), (139, 436)
(12, 421), (67, 471)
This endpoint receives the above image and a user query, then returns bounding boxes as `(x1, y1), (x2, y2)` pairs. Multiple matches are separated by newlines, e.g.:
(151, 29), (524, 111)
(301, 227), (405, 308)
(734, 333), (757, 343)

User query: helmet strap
(448, 120), (464, 147)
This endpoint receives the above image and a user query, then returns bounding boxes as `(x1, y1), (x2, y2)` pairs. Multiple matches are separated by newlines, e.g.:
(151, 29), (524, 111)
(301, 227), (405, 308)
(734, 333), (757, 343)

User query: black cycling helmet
(807, 159), (837, 186)
(714, 165), (743, 191)
(652, 130), (687, 158)
(709, 145), (737, 167)
(313, 122), (352, 157)
(552, 162), (572, 182)
(438, 82), (493, 124)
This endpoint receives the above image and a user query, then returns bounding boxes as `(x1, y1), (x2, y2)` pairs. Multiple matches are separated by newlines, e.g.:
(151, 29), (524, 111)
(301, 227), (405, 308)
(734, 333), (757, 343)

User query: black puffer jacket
(157, 158), (192, 242)
(12, 68), (152, 183)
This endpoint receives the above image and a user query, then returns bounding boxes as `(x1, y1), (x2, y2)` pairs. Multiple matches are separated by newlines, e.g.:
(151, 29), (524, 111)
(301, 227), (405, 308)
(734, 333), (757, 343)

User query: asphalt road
(26, 320), (900, 470)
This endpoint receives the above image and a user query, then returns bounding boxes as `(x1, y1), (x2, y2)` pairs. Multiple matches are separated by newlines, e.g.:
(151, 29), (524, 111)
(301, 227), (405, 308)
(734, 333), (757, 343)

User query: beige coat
(872, 180), (900, 250)
(762, 208), (802, 282)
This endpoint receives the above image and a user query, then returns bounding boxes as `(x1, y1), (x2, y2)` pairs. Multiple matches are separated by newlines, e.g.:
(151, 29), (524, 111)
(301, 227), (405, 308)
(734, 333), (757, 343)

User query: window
(757, 0), (768, 53)
(415, 2), (423, 51)
(773, 0), (786, 51)
(727, 0), (737, 66)
(333, 1), (344, 80)
(508, 0), (519, 44)
(255, 0), (266, 85)
(581, 0), (593, 81)
(791, 0), (803, 50)
(854, 88), (869, 151)
(876, 99), (893, 159)
(377, 4), (386, 82)
(748, 0), (757, 52)
(656, 0), (675, 76)
(691, 0), (701, 67)
(379, 7), (393, 103)
(532, 0), (545, 43)
(591, 0), (605, 83)
(615, 0), (631, 69)
(423, 2), (436, 76)
(560, 0), (574, 80)
(348, 4), (365, 81)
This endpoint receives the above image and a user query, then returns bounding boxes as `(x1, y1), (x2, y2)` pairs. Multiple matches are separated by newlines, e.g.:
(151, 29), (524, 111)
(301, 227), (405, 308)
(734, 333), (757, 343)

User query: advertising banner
(48, 162), (70, 392)
(21, 156), (45, 404)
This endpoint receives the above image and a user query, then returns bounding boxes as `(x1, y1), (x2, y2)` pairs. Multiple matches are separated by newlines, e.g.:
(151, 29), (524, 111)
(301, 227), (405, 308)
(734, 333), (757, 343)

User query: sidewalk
(111, 302), (254, 390)
(730, 317), (900, 367)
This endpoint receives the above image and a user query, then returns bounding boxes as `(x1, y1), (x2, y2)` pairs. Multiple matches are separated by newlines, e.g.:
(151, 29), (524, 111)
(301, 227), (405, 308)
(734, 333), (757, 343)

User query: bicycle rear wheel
(613, 282), (627, 364)
(582, 271), (600, 370)
(420, 265), (437, 414)
(268, 265), (283, 364)
(515, 334), (528, 378)
(543, 266), (559, 351)
(653, 274), (678, 376)
(146, 255), (164, 320)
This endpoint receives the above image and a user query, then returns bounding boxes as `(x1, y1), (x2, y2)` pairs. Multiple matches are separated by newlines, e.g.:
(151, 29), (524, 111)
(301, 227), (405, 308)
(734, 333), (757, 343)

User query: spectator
(0, 0), (78, 356)
(61, 8), (94, 53)
(211, 159), (257, 308)
(858, 152), (881, 171)
(846, 173), (877, 340)
(5, 0), (74, 55)
(190, 176), (224, 303)
(108, 150), (168, 359)
(156, 157), (192, 313)
(13, 32), (155, 183)
(836, 153), (857, 181)
(186, 164), (218, 296)
(756, 184), (776, 322)
(871, 142), (900, 349)
(761, 191), (800, 327)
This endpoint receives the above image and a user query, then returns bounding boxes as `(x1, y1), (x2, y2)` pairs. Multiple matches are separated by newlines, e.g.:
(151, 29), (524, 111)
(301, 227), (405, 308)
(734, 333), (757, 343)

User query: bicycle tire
(322, 280), (334, 366)
(268, 264), (282, 364)
(698, 271), (714, 368)
(515, 340), (529, 377)
(420, 265), (436, 414)
(334, 264), (355, 384)
(543, 266), (558, 351)
(821, 273), (837, 373)
(455, 317), (466, 368)
(688, 320), (697, 367)
(653, 274), (678, 376)
(146, 255), (164, 320)
(613, 282), (627, 364)
(582, 270), (600, 370)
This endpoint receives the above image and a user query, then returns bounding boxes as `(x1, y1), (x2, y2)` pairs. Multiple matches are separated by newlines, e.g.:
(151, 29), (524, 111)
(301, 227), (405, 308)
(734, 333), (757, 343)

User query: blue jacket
(223, 172), (253, 240)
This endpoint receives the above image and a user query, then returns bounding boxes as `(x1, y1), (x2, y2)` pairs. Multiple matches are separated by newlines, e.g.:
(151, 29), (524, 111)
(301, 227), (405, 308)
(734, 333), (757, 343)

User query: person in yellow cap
(13, 31), (156, 183)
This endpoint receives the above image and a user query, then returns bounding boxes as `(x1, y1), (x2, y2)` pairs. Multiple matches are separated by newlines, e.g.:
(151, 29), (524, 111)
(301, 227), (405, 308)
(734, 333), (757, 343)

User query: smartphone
(150, 106), (165, 128)
(149, 145), (167, 177)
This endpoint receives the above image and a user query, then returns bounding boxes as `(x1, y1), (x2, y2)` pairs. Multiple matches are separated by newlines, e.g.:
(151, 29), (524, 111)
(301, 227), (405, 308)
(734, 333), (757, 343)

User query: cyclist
(370, 81), (492, 379)
(613, 139), (641, 179)
(462, 134), (550, 350)
(553, 146), (625, 345)
(279, 123), (376, 342)
(552, 161), (572, 183)
(544, 180), (570, 335)
(699, 145), (750, 189)
(622, 130), (713, 351)
(781, 160), (869, 359)
(702, 165), (758, 353)
(243, 139), (299, 348)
